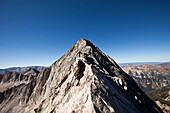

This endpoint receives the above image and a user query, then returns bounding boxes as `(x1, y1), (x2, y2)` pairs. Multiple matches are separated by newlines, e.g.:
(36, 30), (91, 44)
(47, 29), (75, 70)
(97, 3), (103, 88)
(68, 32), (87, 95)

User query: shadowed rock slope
(0, 39), (163, 113)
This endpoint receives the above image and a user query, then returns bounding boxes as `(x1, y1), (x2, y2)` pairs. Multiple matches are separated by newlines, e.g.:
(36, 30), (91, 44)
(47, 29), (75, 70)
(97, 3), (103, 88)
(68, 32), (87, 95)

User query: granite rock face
(0, 39), (163, 113)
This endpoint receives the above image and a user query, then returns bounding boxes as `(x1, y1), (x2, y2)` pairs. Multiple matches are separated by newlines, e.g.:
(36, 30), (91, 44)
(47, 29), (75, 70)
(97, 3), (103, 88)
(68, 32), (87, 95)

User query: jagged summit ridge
(0, 39), (163, 113)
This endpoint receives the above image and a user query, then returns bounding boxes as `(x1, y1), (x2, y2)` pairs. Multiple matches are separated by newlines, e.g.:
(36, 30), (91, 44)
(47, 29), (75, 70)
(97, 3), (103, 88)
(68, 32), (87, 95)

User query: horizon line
(0, 61), (169, 69)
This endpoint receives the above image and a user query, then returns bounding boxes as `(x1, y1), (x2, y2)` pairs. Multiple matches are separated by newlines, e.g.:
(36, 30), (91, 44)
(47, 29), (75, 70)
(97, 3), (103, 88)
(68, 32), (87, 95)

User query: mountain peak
(45, 39), (163, 113)
(0, 39), (163, 113)
(73, 38), (98, 51)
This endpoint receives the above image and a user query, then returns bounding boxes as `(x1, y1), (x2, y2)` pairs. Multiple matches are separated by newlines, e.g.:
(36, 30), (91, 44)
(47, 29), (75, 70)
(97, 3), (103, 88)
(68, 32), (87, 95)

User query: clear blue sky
(0, 0), (170, 68)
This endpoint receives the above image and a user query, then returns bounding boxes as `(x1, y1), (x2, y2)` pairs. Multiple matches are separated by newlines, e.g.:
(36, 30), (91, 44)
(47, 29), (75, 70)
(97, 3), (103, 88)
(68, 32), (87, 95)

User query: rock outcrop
(0, 39), (163, 113)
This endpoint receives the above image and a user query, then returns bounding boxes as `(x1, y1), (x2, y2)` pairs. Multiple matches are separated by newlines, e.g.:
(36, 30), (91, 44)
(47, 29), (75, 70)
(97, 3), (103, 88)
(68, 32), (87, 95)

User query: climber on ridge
(83, 52), (87, 59)
(77, 51), (87, 59)
(78, 51), (82, 57)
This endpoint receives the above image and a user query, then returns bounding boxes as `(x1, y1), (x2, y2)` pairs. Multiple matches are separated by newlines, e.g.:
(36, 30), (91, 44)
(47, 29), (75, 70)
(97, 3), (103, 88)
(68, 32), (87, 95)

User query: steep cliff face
(0, 39), (163, 113)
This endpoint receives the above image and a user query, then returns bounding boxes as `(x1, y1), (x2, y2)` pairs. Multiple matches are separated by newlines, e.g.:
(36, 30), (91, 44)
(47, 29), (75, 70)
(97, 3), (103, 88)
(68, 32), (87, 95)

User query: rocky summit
(0, 39), (163, 113)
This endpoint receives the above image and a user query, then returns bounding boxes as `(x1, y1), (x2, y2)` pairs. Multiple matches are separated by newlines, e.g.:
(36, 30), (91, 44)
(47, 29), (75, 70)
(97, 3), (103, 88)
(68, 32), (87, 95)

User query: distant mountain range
(121, 64), (170, 92)
(118, 62), (170, 66)
(0, 66), (47, 75)
(158, 62), (170, 65)
(121, 64), (170, 112)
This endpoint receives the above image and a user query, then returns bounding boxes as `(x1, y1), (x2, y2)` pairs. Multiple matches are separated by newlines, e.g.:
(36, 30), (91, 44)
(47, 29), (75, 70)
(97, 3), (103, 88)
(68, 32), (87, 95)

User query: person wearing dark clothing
(83, 52), (87, 58)
(78, 51), (82, 57)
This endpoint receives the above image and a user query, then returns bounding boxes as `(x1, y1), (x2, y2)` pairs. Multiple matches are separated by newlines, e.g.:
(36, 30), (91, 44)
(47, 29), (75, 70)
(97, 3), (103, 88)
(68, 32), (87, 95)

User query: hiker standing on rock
(83, 52), (87, 59)
(78, 51), (87, 59)
(78, 51), (82, 57)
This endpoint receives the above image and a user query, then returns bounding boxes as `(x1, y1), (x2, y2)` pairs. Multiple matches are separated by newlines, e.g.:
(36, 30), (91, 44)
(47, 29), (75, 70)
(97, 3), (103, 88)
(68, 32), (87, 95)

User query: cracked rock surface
(0, 39), (163, 113)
